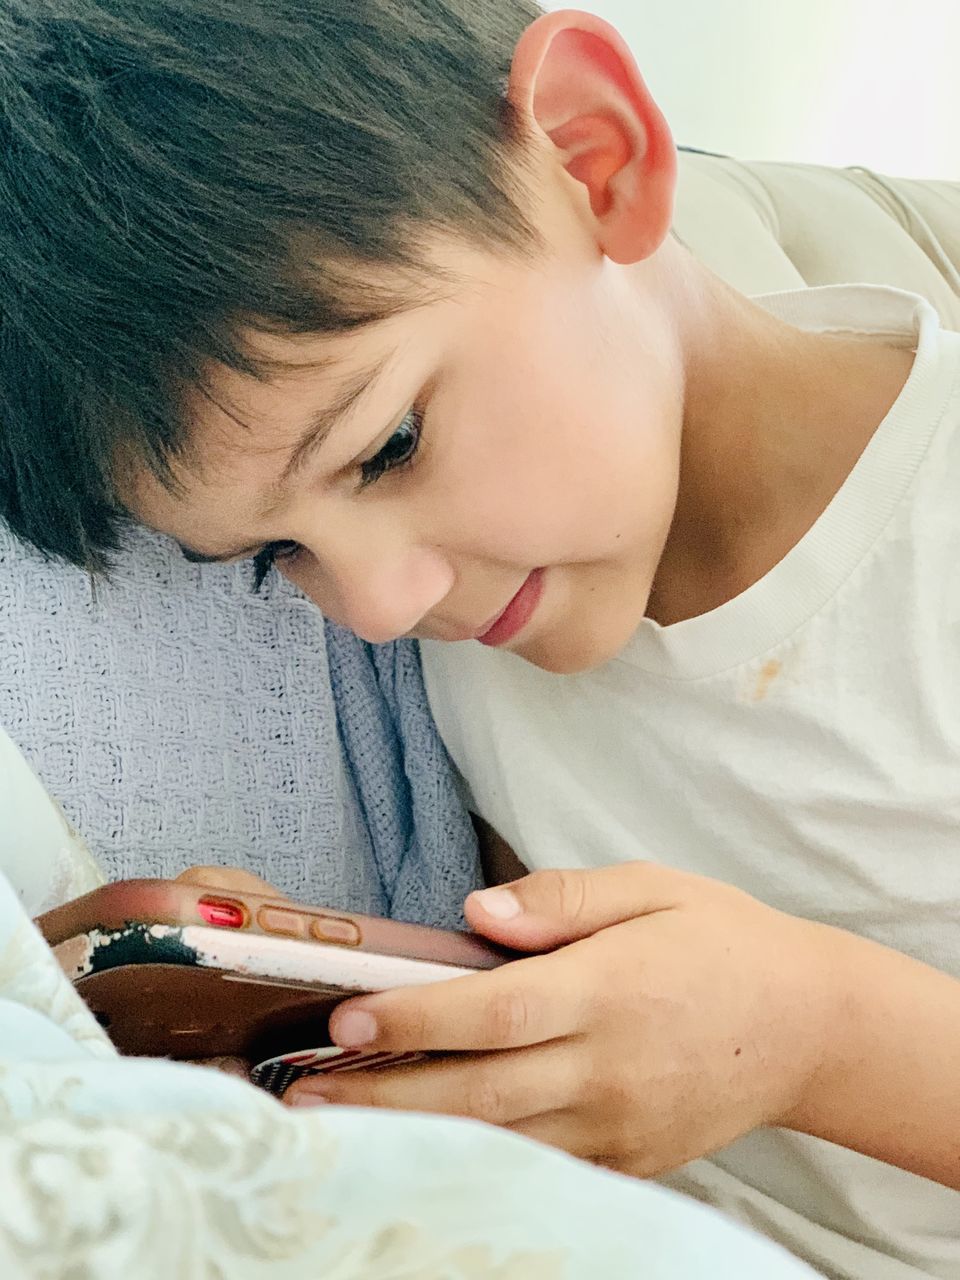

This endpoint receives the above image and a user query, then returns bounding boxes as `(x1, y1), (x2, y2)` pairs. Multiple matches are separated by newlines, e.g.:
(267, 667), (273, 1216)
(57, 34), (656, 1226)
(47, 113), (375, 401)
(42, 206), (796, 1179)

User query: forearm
(785, 925), (960, 1190)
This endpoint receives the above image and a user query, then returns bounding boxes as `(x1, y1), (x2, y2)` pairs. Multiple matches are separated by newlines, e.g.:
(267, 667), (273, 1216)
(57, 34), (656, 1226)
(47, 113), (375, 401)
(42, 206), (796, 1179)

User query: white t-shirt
(422, 286), (960, 1280)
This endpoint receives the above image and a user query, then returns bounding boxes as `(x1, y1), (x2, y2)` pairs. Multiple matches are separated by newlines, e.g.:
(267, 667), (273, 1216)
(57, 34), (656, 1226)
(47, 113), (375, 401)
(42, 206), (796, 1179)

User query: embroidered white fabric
(0, 869), (819, 1279)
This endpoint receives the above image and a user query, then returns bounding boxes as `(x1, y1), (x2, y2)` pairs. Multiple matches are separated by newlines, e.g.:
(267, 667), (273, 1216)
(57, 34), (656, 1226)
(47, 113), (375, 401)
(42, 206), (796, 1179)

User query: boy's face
(132, 183), (685, 675)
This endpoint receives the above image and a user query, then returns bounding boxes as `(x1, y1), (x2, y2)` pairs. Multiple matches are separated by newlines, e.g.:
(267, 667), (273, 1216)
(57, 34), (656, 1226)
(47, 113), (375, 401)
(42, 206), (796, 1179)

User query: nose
(285, 539), (455, 644)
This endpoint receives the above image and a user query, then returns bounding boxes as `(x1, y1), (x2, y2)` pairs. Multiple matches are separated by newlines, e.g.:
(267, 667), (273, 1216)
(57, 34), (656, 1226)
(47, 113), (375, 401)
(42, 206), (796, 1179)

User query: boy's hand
(284, 862), (843, 1177)
(176, 865), (285, 897)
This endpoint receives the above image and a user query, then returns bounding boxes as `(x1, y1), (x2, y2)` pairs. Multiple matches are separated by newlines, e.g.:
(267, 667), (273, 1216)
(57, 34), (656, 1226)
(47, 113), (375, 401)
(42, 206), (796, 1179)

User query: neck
(642, 245), (914, 626)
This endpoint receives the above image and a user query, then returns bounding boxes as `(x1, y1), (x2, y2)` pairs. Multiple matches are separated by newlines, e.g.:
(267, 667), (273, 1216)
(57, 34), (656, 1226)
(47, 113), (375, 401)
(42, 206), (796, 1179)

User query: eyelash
(358, 407), (423, 489)
(252, 539), (300, 593)
(251, 407), (424, 592)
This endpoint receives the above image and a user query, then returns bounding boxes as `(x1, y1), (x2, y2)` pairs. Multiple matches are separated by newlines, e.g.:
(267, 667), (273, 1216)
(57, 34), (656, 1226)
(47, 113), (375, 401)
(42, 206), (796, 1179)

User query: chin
(518, 613), (641, 675)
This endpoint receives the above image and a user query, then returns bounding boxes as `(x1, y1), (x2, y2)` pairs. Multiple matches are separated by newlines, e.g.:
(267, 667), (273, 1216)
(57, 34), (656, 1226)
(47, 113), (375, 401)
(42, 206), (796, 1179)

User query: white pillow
(0, 725), (103, 914)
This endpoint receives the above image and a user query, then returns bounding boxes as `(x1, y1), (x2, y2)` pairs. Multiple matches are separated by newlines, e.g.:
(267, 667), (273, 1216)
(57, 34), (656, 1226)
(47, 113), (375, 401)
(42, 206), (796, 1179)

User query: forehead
(188, 327), (384, 460)
(181, 240), (493, 459)
(183, 238), (518, 459)
(127, 237), (541, 531)
(126, 297), (439, 533)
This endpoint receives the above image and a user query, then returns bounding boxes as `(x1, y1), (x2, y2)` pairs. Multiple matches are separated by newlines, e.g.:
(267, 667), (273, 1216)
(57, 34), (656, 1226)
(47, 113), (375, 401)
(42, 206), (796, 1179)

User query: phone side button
(198, 897), (248, 929)
(310, 916), (362, 947)
(256, 906), (307, 939)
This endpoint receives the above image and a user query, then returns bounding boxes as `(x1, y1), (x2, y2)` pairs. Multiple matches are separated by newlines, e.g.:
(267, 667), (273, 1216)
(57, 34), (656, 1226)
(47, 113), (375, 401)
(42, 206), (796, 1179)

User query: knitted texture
(0, 525), (479, 926)
(326, 624), (483, 925)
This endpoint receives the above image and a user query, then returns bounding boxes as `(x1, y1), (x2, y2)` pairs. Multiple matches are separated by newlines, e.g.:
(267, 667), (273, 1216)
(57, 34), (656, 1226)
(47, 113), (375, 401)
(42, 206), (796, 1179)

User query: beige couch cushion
(675, 152), (960, 327)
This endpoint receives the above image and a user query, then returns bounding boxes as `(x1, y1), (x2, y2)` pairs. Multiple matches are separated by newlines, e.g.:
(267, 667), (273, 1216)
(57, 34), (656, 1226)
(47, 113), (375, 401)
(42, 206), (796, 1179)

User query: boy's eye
(250, 409), (423, 592)
(252, 539), (301, 592)
(360, 410), (422, 487)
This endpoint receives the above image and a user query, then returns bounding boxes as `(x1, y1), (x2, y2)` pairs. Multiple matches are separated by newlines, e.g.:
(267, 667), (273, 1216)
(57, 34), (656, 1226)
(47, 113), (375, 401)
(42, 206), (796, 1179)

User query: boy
(1, 2), (958, 1276)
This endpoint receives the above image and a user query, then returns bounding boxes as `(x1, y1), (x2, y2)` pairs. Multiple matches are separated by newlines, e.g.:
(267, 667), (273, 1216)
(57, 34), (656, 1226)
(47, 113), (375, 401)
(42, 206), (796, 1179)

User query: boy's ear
(508, 10), (676, 264)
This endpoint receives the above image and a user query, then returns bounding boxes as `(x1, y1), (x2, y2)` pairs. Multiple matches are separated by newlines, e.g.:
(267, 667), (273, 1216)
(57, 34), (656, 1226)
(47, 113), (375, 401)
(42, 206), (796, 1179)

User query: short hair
(0, 0), (540, 567)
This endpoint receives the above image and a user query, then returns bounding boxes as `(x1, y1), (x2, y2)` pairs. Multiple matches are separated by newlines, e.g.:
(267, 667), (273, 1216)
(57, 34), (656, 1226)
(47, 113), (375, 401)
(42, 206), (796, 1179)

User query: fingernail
(334, 1009), (378, 1047)
(472, 887), (522, 920)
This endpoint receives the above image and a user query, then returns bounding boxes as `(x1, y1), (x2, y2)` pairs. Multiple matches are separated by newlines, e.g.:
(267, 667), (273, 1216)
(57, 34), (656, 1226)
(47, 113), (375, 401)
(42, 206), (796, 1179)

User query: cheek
(276, 555), (343, 620)
(440, 359), (681, 566)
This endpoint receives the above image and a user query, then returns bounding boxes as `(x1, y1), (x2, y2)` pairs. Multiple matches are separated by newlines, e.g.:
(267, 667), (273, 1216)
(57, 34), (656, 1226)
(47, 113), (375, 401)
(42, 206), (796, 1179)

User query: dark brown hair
(0, 0), (540, 566)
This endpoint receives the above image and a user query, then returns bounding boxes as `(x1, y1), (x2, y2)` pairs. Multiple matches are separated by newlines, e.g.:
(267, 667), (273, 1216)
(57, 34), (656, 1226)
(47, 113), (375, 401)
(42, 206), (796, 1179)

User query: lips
(477, 569), (545, 648)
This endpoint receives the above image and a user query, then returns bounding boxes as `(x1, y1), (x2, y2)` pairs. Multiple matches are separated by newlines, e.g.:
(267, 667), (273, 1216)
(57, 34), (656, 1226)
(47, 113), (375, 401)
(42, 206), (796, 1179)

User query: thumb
(464, 862), (682, 950)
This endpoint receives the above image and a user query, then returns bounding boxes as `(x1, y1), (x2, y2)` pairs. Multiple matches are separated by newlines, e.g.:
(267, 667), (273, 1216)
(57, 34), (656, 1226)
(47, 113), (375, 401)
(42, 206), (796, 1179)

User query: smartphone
(37, 879), (509, 1094)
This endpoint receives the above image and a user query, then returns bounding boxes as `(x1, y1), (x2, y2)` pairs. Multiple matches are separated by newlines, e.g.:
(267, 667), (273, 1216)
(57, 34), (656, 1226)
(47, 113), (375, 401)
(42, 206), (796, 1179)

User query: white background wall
(542, 1), (960, 178)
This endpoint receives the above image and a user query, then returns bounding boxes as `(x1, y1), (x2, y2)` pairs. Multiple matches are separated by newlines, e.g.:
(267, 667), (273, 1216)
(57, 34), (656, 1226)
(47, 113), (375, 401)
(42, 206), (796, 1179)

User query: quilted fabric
(0, 522), (479, 925)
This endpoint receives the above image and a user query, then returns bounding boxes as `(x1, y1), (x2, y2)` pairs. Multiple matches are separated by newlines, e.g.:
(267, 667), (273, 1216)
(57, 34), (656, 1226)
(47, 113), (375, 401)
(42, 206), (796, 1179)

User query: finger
(285, 1043), (577, 1126)
(507, 1109), (645, 1172)
(328, 947), (588, 1052)
(464, 862), (686, 950)
(506, 1109), (608, 1162)
(176, 865), (287, 899)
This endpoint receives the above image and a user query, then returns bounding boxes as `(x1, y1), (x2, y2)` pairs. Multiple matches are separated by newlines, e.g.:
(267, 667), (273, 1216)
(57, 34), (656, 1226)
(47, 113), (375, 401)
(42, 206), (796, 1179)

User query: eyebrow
(276, 351), (395, 489)
(177, 351), (395, 565)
